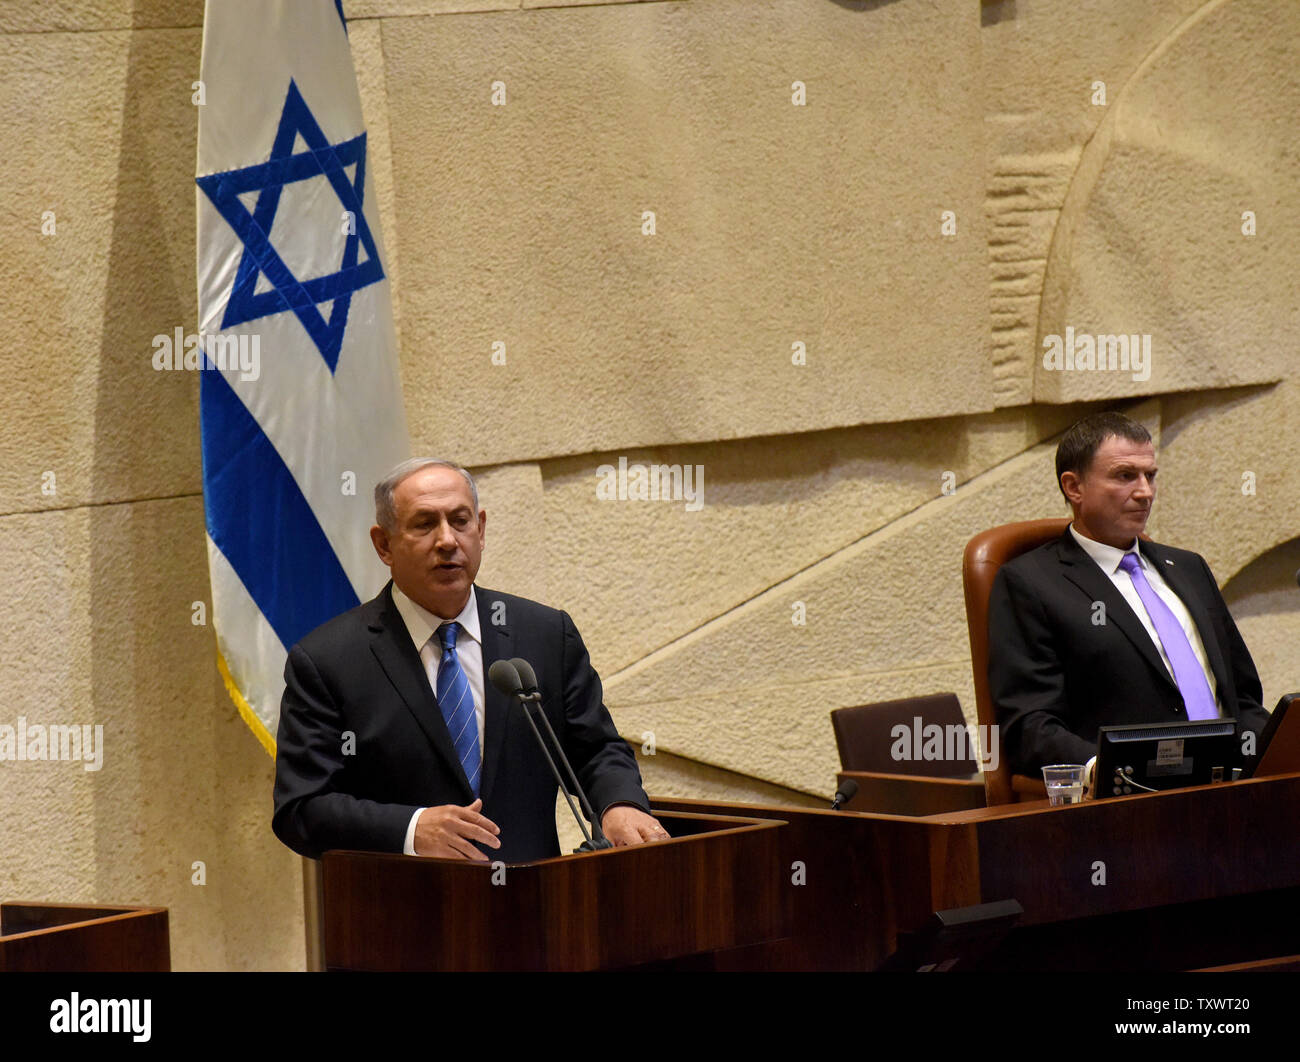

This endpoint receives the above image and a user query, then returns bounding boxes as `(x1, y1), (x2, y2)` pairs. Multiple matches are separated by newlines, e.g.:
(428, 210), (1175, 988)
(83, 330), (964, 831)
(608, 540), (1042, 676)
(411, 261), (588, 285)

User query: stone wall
(1, 0), (1295, 969)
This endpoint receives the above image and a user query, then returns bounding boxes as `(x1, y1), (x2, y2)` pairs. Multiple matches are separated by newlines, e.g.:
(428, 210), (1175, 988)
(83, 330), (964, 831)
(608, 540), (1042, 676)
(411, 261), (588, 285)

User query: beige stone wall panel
(383, 0), (991, 466)
(981, 0), (1242, 404)
(351, 1), (521, 17)
(535, 406), (1086, 673)
(600, 437), (1073, 790)
(469, 460), (548, 601)
(0, 499), (303, 970)
(0, 0), (201, 34)
(1224, 534), (1300, 712)
(350, 19), (405, 352)
(0, 29), (202, 515)
(1034, 0), (1298, 402)
(1157, 381), (1300, 584)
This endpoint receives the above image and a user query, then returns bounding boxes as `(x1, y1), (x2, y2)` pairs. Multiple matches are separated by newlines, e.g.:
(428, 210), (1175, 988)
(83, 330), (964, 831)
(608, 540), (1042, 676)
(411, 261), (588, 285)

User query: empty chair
(832, 692), (979, 779)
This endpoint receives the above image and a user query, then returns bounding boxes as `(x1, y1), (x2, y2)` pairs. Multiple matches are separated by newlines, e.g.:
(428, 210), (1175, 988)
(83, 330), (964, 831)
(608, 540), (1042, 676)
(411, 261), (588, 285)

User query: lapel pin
(1165, 559), (1174, 566)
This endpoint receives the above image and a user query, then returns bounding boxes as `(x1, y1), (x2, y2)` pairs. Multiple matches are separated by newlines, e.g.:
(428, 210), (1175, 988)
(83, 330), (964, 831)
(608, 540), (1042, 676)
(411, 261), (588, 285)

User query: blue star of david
(196, 79), (383, 373)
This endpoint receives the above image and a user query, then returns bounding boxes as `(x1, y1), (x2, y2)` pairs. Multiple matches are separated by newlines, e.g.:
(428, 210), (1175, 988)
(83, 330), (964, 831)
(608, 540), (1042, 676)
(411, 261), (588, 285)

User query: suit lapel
(367, 583), (474, 800)
(1140, 541), (1233, 703)
(1055, 532), (1178, 692)
(475, 587), (513, 805)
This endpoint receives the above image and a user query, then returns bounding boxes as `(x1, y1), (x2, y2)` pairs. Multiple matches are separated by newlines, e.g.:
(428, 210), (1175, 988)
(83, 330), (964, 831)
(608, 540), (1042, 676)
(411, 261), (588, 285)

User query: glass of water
(1041, 764), (1086, 806)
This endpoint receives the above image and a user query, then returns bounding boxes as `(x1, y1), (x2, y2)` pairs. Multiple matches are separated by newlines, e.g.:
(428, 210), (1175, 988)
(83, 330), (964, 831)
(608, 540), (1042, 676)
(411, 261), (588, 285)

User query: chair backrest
(831, 692), (976, 777)
(962, 519), (1071, 805)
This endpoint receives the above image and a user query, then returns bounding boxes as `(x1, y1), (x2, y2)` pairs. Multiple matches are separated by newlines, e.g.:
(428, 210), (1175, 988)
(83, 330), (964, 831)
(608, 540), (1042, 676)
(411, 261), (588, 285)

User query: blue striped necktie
(434, 622), (480, 796)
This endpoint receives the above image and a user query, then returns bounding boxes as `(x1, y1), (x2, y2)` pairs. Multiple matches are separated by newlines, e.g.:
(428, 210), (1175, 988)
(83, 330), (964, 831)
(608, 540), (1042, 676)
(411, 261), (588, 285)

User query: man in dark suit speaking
(988, 412), (1270, 783)
(273, 458), (664, 861)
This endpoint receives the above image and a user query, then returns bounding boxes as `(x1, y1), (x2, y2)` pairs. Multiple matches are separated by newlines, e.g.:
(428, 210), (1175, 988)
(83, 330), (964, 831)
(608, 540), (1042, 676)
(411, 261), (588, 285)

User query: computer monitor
(1241, 692), (1298, 778)
(1095, 718), (1239, 799)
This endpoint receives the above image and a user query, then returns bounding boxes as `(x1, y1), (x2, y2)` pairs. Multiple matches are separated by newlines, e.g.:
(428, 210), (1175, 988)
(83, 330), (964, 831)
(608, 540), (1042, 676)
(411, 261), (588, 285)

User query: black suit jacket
(988, 530), (1269, 775)
(272, 583), (649, 862)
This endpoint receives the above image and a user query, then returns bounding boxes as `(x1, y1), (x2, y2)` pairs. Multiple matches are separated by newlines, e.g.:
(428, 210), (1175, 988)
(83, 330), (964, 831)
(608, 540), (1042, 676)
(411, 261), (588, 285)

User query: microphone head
(835, 779), (859, 803)
(510, 657), (540, 693)
(488, 659), (523, 698)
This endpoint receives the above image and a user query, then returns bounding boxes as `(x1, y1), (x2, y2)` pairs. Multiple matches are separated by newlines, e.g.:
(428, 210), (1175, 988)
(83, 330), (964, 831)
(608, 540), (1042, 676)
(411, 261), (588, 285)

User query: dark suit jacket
(988, 530), (1269, 775)
(272, 582), (650, 862)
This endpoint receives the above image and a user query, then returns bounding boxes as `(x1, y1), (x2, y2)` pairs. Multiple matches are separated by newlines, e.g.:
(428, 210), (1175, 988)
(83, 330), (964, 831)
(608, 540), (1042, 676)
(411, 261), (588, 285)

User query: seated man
(273, 458), (665, 861)
(988, 412), (1270, 786)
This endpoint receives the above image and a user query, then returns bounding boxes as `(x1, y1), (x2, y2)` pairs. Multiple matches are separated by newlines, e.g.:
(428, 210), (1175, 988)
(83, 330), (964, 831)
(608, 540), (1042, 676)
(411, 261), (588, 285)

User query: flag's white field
(196, 0), (409, 751)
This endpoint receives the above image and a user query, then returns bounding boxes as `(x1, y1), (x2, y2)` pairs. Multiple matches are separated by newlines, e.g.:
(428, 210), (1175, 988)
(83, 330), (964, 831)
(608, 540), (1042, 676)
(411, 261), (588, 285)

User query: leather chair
(964, 518), (1157, 804)
(831, 693), (978, 778)
(962, 518), (1071, 805)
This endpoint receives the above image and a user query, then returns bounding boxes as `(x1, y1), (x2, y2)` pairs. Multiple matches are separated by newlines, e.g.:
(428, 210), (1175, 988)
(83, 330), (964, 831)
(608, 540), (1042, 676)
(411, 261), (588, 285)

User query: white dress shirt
(389, 584), (485, 855)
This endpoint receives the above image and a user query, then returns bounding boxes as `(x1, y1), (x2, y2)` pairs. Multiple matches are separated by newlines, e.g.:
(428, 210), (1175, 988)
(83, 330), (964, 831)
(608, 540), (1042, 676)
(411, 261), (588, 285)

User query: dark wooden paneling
(958, 774), (1300, 923)
(322, 812), (786, 971)
(651, 798), (934, 969)
(653, 773), (1300, 971)
(837, 770), (985, 816)
(0, 902), (170, 972)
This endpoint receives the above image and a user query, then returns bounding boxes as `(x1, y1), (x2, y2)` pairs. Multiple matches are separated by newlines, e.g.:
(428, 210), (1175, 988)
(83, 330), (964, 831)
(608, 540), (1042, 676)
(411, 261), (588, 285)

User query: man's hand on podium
(601, 806), (670, 846)
(414, 799), (501, 860)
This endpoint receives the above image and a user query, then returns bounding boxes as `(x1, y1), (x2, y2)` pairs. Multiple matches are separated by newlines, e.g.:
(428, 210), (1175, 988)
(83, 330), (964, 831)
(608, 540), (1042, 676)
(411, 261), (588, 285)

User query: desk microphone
(831, 778), (859, 811)
(487, 658), (613, 852)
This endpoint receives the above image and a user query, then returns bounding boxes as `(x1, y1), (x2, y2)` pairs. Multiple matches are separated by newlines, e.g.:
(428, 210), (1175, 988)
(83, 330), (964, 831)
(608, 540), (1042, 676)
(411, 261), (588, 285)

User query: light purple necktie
(1118, 552), (1217, 721)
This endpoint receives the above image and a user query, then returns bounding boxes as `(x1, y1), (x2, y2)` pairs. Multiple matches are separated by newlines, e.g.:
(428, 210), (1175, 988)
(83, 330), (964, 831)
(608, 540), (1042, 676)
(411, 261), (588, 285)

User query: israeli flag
(195, 0), (409, 752)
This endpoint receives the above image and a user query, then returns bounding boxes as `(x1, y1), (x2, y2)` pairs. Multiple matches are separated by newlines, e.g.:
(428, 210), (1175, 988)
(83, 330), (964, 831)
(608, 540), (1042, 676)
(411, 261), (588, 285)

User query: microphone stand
(517, 690), (613, 851)
(516, 695), (611, 852)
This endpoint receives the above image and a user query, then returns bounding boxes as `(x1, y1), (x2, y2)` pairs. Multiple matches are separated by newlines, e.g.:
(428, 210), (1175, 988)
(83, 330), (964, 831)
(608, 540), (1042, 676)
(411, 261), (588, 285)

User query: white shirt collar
(1068, 522), (1144, 575)
(389, 582), (481, 654)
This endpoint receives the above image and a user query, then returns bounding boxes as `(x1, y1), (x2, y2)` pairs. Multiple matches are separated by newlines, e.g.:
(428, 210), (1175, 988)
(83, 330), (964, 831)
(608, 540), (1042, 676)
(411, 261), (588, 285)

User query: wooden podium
(0, 902), (170, 972)
(321, 811), (787, 971)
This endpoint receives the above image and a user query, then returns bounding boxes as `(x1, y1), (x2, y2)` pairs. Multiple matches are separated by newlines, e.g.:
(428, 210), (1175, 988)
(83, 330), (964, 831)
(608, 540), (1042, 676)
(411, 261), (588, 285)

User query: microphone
(487, 657), (612, 852)
(512, 657), (541, 697)
(831, 778), (859, 811)
(487, 659), (523, 697)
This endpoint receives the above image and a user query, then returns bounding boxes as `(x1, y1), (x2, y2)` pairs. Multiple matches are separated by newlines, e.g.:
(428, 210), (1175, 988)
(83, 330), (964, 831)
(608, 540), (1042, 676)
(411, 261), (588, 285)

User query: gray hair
(374, 458), (480, 531)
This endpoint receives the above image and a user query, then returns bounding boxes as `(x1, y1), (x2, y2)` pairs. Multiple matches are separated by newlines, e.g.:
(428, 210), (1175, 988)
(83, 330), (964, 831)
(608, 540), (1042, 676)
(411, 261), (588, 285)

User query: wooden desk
(836, 769), (985, 816)
(909, 771), (1300, 921)
(651, 771), (1300, 970)
(0, 902), (170, 972)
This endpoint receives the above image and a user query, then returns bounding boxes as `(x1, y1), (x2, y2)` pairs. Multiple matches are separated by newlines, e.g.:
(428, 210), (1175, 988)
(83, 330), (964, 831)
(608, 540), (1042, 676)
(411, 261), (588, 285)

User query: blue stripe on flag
(200, 367), (360, 650)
